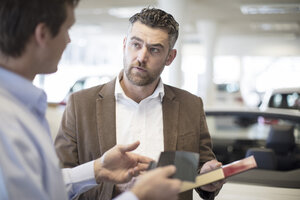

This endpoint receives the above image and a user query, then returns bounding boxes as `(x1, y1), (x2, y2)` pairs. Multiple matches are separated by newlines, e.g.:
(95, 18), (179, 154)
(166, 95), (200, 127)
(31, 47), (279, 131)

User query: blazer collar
(96, 78), (117, 154)
(162, 85), (179, 151)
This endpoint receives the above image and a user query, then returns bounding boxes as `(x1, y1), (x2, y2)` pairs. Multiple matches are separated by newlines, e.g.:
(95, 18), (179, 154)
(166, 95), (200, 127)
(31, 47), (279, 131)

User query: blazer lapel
(96, 79), (117, 154)
(162, 85), (179, 151)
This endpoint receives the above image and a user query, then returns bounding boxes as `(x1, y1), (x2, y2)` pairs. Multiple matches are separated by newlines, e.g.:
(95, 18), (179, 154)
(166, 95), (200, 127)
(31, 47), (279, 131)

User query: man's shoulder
(0, 87), (42, 131)
(72, 79), (116, 98)
(0, 86), (24, 114)
(164, 84), (201, 100)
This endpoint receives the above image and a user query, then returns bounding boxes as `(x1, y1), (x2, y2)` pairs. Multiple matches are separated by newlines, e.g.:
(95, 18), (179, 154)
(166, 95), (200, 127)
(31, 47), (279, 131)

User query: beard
(124, 60), (164, 86)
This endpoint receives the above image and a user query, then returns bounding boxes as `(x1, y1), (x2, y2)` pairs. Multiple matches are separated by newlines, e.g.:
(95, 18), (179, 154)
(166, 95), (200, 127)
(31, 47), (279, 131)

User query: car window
(269, 92), (300, 110)
(70, 80), (85, 93)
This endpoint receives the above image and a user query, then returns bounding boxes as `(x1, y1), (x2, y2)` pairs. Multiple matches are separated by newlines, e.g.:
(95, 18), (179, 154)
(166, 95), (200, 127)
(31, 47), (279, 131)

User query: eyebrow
(130, 36), (165, 49)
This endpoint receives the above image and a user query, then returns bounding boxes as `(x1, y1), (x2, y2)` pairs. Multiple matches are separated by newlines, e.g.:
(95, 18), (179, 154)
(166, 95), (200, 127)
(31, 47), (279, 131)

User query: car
(59, 75), (113, 105)
(215, 83), (244, 107)
(259, 87), (300, 112)
(198, 108), (300, 199)
(46, 75), (113, 138)
(205, 107), (300, 166)
(258, 87), (300, 125)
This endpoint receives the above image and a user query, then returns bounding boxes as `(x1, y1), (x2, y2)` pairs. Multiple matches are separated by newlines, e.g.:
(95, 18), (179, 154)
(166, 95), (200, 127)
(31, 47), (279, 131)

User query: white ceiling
(75, 0), (300, 56)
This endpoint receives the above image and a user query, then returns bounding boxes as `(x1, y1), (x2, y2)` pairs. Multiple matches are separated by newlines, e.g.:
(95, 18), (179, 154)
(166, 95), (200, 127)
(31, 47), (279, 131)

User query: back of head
(129, 7), (179, 49)
(0, 0), (79, 58)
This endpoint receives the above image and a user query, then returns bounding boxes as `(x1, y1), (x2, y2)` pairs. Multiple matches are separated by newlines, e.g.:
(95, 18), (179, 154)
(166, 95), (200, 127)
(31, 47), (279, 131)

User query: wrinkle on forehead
(129, 21), (170, 49)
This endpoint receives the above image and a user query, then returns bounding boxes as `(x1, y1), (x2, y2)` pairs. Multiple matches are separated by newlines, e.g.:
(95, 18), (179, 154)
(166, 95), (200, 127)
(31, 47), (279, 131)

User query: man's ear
(123, 37), (127, 51)
(34, 23), (51, 47)
(165, 49), (177, 66)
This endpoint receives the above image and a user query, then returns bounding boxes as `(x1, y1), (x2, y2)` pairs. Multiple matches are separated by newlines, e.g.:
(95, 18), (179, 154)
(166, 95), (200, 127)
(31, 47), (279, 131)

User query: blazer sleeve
(195, 97), (221, 200)
(198, 96), (216, 167)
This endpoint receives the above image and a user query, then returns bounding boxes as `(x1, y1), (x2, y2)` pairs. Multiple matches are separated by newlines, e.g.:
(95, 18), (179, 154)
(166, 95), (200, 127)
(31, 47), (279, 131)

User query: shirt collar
(0, 67), (47, 117)
(114, 72), (165, 102)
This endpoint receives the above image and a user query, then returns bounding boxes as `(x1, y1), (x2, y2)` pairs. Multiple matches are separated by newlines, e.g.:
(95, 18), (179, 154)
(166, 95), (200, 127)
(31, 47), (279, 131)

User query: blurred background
(35, 0), (300, 108)
(41, 1), (300, 197)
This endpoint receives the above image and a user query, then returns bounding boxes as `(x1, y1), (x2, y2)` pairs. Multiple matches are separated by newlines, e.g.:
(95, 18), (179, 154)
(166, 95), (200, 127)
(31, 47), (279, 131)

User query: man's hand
(94, 141), (152, 184)
(200, 160), (225, 192)
(131, 165), (182, 200)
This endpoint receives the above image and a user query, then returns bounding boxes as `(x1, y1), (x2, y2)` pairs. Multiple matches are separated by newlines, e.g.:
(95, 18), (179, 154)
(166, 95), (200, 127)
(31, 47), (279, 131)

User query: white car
(259, 87), (300, 113)
(59, 75), (113, 105)
(47, 75), (113, 139)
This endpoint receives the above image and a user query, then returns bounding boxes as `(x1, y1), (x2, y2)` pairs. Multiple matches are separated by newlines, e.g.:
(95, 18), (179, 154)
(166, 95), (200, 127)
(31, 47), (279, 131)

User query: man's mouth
(133, 66), (147, 72)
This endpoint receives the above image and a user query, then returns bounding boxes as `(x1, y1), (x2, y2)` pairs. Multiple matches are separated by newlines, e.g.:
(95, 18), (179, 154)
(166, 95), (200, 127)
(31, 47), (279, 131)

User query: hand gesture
(131, 165), (182, 200)
(94, 141), (152, 184)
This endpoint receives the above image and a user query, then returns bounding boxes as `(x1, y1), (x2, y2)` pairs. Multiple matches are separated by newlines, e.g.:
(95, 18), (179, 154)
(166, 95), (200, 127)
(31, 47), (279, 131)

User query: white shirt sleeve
(113, 191), (139, 200)
(62, 160), (97, 200)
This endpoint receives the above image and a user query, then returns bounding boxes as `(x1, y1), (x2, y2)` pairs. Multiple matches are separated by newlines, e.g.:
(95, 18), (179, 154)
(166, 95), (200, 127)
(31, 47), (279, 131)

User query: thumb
(119, 141), (140, 153)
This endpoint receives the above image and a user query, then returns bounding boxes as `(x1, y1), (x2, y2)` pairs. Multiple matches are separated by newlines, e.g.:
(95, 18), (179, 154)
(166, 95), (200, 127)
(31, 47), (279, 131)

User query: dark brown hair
(0, 0), (79, 57)
(129, 8), (179, 49)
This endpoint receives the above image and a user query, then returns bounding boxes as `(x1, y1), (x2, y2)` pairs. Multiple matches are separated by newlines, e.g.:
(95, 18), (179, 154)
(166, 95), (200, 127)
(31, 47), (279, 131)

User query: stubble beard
(124, 58), (160, 86)
(125, 67), (156, 86)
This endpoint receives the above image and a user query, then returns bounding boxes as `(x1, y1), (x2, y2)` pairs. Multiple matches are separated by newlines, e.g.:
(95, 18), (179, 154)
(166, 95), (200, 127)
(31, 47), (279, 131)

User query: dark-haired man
(55, 7), (224, 200)
(0, 1), (181, 200)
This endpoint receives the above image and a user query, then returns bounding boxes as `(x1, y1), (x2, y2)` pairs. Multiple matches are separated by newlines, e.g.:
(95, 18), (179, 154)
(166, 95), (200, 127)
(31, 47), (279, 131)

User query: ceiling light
(108, 7), (144, 18)
(241, 4), (300, 15)
(250, 23), (300, 31)
(76, 8), (104, 15)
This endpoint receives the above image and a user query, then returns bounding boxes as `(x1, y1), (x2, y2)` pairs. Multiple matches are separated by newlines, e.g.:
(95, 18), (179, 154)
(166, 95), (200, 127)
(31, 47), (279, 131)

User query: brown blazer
(55, 78), (217, 200)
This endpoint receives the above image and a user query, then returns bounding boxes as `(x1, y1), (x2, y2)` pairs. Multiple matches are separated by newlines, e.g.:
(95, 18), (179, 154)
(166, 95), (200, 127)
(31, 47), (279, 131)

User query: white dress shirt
(113, 191), (138, 200)
(115, 76), (165, 161)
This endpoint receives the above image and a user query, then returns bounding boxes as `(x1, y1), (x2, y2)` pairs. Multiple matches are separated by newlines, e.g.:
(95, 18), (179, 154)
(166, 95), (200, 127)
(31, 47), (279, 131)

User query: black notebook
(148, 151), (199, 182)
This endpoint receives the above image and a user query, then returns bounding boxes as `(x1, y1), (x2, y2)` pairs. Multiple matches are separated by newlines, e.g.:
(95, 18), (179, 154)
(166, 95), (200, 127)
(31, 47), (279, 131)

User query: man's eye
(132, 43), (141, 48)
(150, 48), (160, 53)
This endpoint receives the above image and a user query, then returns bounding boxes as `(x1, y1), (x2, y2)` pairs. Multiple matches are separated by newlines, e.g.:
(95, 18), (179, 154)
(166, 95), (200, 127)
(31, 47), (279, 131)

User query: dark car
(204, 108), (300, 192)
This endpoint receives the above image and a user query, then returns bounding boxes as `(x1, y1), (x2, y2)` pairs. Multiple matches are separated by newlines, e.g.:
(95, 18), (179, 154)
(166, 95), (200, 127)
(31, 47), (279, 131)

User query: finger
(212, 179), (226, 188)
(202, 160), (222, 172)
(134, 154), (153, 163)
(200, 165), (212, 173)
(207, 160), (218, 169)
(201, 185), (215, 192)
(139, 171), (147, 175)
(124, 169), (135, 182)
(201, 178), (225, 192)
(132, 163), (151, 176)
(119, 141), (140, 153)
(158, 165), (176, 177)
(213, 161), (222, 168)
(132, 167), (143, 177)
(201, 182), (220, 192)
(134, 163), (150, 172)
(167, 178), (182, 187)
(212, 182), (221, 188)
(165, 179), (182, 192)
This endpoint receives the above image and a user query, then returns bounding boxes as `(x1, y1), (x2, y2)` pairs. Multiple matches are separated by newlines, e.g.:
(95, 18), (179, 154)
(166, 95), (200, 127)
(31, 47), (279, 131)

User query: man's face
(43, 5), (75, 74)
(123, 21), (176, 86)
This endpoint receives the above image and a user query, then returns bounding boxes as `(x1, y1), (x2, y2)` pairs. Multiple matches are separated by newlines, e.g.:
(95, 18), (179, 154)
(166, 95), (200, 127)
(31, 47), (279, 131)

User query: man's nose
(66, 33), (71, 44)
(137, 46), (148, 63)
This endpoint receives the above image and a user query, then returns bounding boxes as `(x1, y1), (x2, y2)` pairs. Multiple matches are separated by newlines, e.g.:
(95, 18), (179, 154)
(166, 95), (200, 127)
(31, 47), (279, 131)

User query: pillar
(158, 0), (186, 88)
(197, 20), (218, 106)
